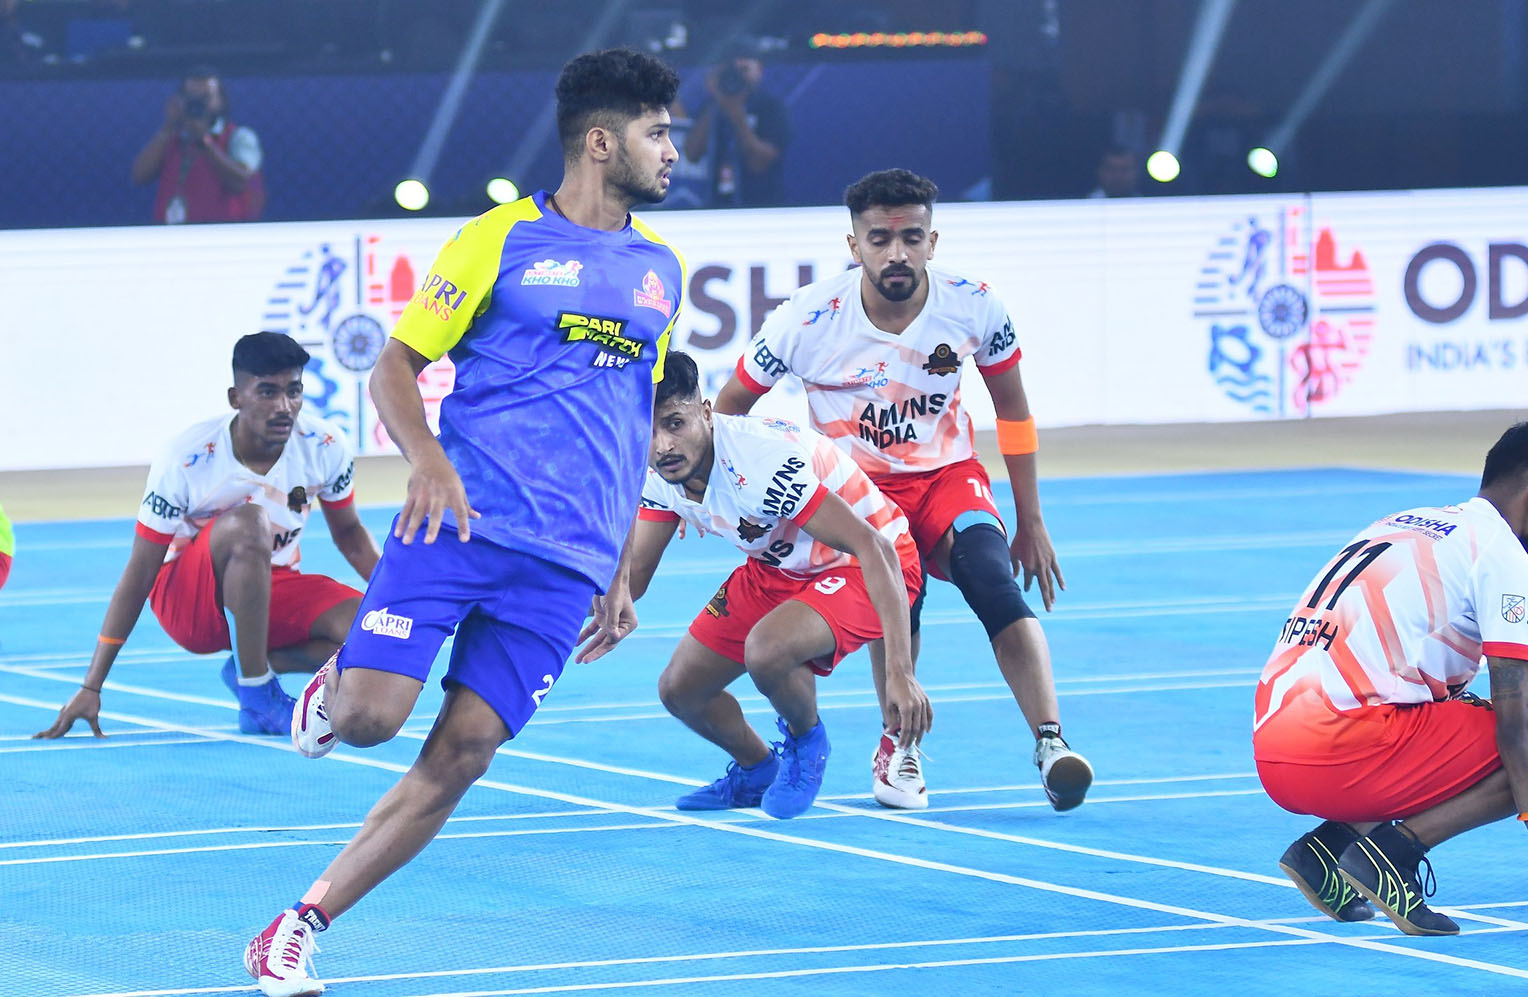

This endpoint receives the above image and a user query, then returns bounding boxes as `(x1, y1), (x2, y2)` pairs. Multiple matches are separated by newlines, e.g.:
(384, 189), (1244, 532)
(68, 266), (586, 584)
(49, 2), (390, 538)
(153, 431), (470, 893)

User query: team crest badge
(1504, 594), (1525, 624)
(633, 269), (673, 317)
(287, 486), (308, 513)
(737, 519), (770, 542)
(705, 583), (730, 618)
(922, 343), (960, 375)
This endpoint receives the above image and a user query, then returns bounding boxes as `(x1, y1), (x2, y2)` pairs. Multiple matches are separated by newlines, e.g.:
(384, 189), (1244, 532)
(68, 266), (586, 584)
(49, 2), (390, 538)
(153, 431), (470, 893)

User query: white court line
(818, 771), (1259, 800)
(6, 690), (1527, 984)
(0, 736), (213, 753)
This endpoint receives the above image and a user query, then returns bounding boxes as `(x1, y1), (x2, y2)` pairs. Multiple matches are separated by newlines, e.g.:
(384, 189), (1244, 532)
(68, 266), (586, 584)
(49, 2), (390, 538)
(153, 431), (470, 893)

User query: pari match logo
(263, 235), (455, 455)
(1198, 207), (1376, 416)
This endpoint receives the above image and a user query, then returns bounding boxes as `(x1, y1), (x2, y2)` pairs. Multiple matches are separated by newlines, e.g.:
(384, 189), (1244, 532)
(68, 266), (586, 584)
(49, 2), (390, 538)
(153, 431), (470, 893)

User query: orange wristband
(995, 417), (1038, 456)
(1519, 812), (1528, 822)
(98, 635), (125, 646)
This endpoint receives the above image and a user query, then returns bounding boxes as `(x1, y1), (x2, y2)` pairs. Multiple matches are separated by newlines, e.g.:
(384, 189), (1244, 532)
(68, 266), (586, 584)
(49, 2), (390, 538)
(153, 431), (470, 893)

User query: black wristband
(81, 685), (101, 693)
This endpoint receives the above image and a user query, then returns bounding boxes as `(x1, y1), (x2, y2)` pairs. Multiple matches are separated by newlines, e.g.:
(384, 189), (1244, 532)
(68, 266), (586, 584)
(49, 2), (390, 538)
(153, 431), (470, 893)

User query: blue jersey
(390, 190), (684, 588)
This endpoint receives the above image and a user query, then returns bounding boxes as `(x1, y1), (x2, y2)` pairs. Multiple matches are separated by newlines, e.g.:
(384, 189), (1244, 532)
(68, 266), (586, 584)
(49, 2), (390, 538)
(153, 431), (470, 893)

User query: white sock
(236, 669), (276, 687)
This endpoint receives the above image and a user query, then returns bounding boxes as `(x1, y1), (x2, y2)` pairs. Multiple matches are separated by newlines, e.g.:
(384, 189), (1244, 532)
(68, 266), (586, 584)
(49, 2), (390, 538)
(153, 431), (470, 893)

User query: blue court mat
(5, 467), (1528, 996)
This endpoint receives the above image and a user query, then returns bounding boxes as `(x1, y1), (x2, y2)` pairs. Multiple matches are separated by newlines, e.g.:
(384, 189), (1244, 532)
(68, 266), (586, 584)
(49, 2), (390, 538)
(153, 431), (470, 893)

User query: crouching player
(578, 351), (930, 817)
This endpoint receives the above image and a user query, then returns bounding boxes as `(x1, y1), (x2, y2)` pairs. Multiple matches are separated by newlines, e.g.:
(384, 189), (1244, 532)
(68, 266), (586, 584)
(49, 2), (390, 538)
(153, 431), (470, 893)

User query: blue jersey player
(243, 48), (684, 997)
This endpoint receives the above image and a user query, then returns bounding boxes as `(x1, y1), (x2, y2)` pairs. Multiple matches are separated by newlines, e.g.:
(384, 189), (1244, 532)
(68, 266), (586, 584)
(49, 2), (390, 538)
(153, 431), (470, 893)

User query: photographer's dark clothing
(152, 117), (265, 224)
(693, 90), (790, 208)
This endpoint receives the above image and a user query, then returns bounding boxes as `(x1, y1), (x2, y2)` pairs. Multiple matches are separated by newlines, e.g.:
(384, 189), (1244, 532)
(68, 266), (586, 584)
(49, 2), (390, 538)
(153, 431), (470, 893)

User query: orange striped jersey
(637, 414), (914, 577)
(734, 264), (1020, 477)
(1253, 497), (1528, 762)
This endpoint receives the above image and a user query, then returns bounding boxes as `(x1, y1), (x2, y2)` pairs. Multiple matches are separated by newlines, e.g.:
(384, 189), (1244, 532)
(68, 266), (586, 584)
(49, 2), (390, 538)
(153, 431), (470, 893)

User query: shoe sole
(291, 671), (336, 759)
(1277, 859), (1372, 922)
(1044, 755), (1093, 812)
(1337, 867), (1458, 936)
(872, 782), (929, 809)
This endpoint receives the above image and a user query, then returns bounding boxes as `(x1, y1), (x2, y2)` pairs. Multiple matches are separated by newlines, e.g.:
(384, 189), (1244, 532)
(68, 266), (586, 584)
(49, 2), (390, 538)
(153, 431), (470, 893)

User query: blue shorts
(337, 522), (598, 736)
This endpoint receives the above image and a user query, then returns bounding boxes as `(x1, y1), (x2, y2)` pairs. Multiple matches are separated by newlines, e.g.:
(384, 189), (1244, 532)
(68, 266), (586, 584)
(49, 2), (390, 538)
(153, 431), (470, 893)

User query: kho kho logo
(1198, 207), (1376, 416)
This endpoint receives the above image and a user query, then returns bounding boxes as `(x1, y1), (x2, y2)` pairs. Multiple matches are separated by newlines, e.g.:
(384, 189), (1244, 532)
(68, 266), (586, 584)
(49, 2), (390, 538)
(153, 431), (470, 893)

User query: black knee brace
(948, 522), (1034, 639)
(909, 567), (929, 636)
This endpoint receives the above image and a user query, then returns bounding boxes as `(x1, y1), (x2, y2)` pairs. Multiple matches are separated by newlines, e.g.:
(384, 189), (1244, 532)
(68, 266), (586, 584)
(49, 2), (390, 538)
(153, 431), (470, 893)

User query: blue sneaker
(762, 716), (830, 819)
(219, 656), (239, 699)
(675, 753), (780, 810)
(235, 674), (297, 736)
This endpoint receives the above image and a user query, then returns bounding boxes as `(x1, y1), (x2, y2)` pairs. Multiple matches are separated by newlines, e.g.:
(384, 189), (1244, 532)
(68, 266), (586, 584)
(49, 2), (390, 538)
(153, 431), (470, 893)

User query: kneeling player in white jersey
(35, 333), (380, 741)
(1254, 423), (1528, 936)
(578, 351), (930, 818)
(715, 168), (1090, 811)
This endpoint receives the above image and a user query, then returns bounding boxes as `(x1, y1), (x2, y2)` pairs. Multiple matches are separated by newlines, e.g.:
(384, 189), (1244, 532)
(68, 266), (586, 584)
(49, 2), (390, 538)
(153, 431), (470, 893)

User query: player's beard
(611, 140), (667, 206)
(872, 264), (920, 303)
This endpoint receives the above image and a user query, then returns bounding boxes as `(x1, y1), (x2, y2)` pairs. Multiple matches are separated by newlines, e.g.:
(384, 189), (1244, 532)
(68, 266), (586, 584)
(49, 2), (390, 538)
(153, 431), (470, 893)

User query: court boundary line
(5, 689), (1527, 983)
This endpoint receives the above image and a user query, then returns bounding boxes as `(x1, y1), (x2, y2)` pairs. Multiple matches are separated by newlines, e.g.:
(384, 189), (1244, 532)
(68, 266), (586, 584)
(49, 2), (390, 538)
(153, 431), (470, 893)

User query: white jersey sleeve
(318, 427), (358, 505)
(638, 470), (681, 521)
(1474, 539), (1528, 660)
(137, 444), (192, 543)
(973, 289), (1022, 376)
(736, 296), (802, 393)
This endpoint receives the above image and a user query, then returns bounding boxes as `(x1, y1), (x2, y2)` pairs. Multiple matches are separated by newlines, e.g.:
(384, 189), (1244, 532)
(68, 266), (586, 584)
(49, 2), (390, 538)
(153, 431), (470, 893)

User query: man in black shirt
(683, 39), (791, 208)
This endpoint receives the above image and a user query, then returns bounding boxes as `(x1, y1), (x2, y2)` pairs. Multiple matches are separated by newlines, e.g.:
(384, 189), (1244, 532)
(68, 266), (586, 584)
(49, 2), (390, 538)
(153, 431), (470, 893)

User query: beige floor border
(1, 410), (1517, 523)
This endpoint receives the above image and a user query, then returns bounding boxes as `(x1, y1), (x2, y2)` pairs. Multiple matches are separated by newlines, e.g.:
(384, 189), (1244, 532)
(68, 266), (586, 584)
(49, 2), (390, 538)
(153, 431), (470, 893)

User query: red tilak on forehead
(887, 213), (906, 227)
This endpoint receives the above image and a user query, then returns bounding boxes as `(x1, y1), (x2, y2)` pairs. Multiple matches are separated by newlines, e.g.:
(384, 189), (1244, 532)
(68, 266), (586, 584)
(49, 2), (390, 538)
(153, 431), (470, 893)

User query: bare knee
(743, 628), (795, 678)
(417, 730), (501, 790)
(212, 504), (271, 561)
(330, 698), (409, 747)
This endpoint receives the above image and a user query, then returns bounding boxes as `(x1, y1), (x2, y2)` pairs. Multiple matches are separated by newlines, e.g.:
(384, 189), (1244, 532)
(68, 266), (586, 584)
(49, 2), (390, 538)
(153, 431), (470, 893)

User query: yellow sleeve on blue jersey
(632, 216), (687, 384)
(391, 199), (541, 361)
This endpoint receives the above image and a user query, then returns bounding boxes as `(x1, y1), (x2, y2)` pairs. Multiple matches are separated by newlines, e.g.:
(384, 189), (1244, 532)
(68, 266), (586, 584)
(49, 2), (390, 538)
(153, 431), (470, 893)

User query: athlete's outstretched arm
(802, 494), (931, 745)
(370, 338), (478, 545)
(321, 500), (381, 581)
(34, 534), (170, 739)
(714, 372), (766, 417)
(575, 515), (677, 663)
(982, 363), (1064, 611)
(1488, 655), (1528, 815)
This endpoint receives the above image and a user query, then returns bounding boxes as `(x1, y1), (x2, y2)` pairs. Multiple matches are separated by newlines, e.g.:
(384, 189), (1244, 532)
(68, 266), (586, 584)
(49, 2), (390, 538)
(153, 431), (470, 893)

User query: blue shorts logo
(1197, 208), (1376, 416)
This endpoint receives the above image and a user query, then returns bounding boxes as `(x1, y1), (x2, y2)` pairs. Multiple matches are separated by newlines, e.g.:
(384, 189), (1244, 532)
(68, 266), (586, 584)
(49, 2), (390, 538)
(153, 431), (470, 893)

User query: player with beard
(34, 332), (376, 741)
(242, 48), (684, 997)
(715, 168), (1091, 814)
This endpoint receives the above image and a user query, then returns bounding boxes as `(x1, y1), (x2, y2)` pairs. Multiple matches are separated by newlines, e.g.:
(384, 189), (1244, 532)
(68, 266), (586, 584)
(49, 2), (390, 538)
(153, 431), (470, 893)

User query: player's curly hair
(844, 168), (940, 217)
(1481, 422), (1528, 489)
(233, 332), (309, 379)
(556, 48), (680, 162)
(654, 350), (701, 409)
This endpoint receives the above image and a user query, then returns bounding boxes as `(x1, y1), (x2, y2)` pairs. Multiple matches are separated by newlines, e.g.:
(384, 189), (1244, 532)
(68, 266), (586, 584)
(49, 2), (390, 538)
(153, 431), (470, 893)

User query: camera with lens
(182, 95), (211, 119)
(717, 63), (748, 97)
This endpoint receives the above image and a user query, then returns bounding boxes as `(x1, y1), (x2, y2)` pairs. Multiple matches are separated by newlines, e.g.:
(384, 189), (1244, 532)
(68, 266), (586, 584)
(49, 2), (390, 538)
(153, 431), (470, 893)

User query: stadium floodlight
(486, 178), (520, 204)
(405, 0), (507, 208)
(394, 179), (430, 211)
(1146, 151), (1181, 184)
(1151, 0), (1238, 184)
(1247, 147), (1278, 178)
(1254, 0), (1394, 174)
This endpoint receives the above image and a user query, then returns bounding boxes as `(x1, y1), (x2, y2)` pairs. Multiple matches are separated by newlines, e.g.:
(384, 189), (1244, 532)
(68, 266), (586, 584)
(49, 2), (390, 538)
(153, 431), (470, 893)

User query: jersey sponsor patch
(558, 312), (643, 369)
(633, 269), (673, 317)
(522, 259), (583, 286)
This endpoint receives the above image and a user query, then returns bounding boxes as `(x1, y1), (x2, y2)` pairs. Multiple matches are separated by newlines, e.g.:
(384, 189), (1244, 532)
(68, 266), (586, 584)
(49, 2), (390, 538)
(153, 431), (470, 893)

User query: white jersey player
(1254, 425), (1528, 937)
(35, 333), (380, 741)
(715, 168), (1089, 813)
(577, 351), (929, 819)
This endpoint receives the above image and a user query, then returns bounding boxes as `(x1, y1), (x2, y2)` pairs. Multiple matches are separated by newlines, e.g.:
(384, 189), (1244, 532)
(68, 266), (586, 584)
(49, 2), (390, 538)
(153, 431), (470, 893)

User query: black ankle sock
(293, 902), (330, 932)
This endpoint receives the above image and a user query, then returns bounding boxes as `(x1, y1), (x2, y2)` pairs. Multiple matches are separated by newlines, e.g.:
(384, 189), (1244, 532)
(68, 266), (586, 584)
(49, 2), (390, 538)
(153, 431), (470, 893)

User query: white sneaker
(292, 654), (337, 758)
(244, 908), (323, 997)
(1033, 733), (1092, 812)
(871, 731), (928, 809)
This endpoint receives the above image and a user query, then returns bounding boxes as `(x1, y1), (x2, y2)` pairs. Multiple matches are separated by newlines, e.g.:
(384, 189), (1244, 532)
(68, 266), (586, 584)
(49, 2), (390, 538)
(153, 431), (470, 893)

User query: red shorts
(871, 458), (1003, 581)
(688, 542), (923, 676)
(1255, 699), (1502, 822)
(148, 526), (361, 655)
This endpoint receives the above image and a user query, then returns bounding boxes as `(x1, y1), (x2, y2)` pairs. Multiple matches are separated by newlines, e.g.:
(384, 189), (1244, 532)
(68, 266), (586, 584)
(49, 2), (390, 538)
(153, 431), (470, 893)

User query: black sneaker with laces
(1337, 823), (1459, 935)
(1277, 820), (1375, 922)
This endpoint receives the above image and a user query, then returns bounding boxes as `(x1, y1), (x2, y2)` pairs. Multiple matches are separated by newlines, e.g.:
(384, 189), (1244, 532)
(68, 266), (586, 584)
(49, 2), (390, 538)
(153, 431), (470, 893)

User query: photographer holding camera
(682, 38), (790, 208)
(132, 66), (265, 224)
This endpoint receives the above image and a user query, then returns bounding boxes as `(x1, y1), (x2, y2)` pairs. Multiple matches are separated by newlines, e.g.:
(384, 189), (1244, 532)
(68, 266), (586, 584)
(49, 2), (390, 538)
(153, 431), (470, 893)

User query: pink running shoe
(244, 908), (323, 997)
(291, 653), (337, 758)
(871, 731), (928, 810)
